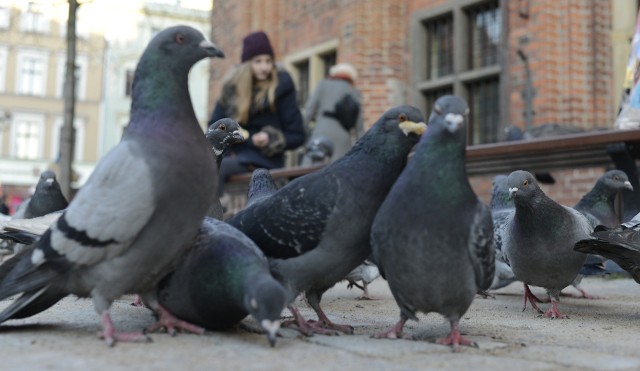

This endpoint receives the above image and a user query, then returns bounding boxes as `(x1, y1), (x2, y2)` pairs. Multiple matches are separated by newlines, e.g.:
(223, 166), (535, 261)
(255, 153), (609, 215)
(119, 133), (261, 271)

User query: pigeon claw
(98, 311), (151, 346)
(436, 321), (477, 352)
(145, 305), (206, 336)
(541, 300), (568, 319)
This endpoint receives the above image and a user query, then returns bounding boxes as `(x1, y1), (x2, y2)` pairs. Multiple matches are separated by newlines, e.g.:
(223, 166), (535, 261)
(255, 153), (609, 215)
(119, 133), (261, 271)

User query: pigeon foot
(522, 284), (545, 314)
(282, 307), (339, 336)
(372, 316), (413, 340)
(98, 311), (151, 347)
(145, 305), (205, 336)
(436, 321), (477, 352)
(560, 289), (605, 300)
(310, 305), (354, 335)
(130, 295), (146, 307)
(542, 300), (568, 319)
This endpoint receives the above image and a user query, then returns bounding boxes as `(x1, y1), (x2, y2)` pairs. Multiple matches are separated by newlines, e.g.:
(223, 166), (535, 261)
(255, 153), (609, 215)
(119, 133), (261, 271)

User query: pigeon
(206, 118), (245, 169)
(228, 105), (426, 335)
(575, 213), (640, 283)
(245, 168), (278, 208)
(567, 170), (634, 298)
(574, 170), (633, 229)
(205, 118), (245, 219)
(344, 260), (380, 300)
(487, 175), (518, 292)
(304, 137), (334, 164)
(156, 217), (288, 346)
(503, 170), (591, 319)
(371, 95), (494, 350)
(0, 25), (224, 345)
(12, 171), (68, 220)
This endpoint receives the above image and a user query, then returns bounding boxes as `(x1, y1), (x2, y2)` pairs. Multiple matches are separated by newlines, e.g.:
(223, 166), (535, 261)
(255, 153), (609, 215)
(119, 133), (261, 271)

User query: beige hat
(329, 63), (358, 82)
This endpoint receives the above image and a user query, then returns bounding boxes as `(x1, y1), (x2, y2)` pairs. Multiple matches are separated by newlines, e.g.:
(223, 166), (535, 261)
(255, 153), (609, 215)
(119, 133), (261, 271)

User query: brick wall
(209, 0), (620, 206)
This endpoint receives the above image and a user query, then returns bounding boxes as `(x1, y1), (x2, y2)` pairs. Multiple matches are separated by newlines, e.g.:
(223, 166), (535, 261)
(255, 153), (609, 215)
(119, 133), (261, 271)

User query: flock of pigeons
(0, 25), (639, 351)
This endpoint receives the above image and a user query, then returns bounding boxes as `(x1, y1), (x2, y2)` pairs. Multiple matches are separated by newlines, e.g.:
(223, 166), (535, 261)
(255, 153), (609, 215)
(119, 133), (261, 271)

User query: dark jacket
(208, 69), (305, 169)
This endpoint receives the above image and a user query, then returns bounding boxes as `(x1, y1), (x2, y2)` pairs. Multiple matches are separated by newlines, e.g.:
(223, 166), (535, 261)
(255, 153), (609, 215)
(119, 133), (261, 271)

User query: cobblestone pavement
(0, 277), (639, 370)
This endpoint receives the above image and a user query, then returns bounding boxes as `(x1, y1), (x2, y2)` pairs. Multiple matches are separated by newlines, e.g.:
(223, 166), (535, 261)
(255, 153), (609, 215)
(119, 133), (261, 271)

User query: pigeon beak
(261, 319), (280, 348)
(45, 178), (54, 186)
(508, 187), (519, 199)
(444, 113), (464, 133)
(231, 130), (246, 143)
(398, 120), (427, 137)
(624, 180), (634, 191)
(199, 39), (225, 58)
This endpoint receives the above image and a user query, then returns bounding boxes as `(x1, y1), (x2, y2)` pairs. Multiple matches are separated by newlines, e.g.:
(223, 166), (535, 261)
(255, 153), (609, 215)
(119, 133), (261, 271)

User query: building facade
(209, 0), (638, 204)
(0, 1), (106, 209)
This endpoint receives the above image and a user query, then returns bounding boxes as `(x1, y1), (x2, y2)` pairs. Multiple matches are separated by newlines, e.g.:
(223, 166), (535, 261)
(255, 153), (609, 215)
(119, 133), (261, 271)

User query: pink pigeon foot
(145, 305), (205, 336)
(372, 316), (413, 340)
(97, 311), (151, 347)
(281, 306), (340, 336)
(542, 299), (568, 319)
(522, 284), (545, 314)
(436, 321), (477, 351)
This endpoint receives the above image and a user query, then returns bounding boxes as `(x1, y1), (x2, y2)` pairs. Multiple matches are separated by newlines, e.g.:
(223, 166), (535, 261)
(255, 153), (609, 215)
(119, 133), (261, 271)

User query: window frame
(10, 112), (45, 160)
(15, 48), (49, 96)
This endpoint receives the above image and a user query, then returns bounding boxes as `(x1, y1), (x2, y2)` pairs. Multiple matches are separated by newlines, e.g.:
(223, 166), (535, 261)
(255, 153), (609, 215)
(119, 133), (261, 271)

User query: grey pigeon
(574, 212), (640, 283)
(488, 175), (517, 291)
(156, 217), (287, 346)
(12, 171), (68, 220)
(503, 170), (590, 318)
(245, 168), (278, 208)
(228, 105), (426, 336)
(574, 170), (633, 229)
(205, 118), (245, 219)
(345, 260), (380, 300)
(0, 25), (224, 345)
(371, 95), (494, 350)
(567, 170), (633, 298)
(304, 137), (334, 164)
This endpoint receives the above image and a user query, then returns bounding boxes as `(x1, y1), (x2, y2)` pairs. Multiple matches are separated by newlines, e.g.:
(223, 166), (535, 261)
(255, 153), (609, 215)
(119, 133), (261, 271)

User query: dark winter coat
(209, 69), (305, 169)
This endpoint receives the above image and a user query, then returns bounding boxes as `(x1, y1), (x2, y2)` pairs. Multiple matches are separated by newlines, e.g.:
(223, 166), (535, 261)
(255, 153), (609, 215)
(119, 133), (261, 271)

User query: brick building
(208, 0), (639, 205)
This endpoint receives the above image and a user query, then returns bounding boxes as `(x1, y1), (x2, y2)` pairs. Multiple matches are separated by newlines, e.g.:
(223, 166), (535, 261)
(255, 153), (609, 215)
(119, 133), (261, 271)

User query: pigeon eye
(398, 113), (407, 122)
(176, 33), (187, 44)
(614, 176), (619, 181)
(523, 180), (529, 187)
(219, 124), (226, 131)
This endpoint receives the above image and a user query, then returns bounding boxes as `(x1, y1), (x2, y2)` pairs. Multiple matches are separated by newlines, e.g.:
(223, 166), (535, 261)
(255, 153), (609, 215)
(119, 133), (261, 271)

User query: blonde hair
(221, 62), (279, 125)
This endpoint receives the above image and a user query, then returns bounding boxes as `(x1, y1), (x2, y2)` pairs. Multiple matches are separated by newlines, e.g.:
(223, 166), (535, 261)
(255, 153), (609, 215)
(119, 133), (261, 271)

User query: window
(125, 69), (135, 97)
(52, 117), (85, 162)
(56, 54), (88, 100)
(414, 1), (502, 145)
(0, 7), (9, 29)
(20, 7), (49, 33)
(321, 51), (337, 77)
(11, 113), (44, 159)
(467, 78), (500, 144)
(16, 49), (48, 96)
(0, 45), (7, 92)
(468, 3), (501, 69)
(424, 15), (454, 79)
(294, 60), (309, 106)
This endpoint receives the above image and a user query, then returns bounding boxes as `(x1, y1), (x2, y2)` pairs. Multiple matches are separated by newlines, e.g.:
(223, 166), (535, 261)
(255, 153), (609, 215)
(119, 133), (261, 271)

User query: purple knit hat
(241, 31), (274, 62)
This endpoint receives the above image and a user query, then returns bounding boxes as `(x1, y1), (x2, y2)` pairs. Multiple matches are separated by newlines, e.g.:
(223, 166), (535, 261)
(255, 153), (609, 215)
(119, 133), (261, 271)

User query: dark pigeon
(574, 212), (640, 283)
(568, 170), (633, 298)
(0, 25), (224, 345)
(157, 217), (287, 346)
(12, 170), (68, 220)
(228, 105), (426, 336)
(205, 118), (245, 219)
(503, 170), (590, 319)
(245, 168), (278, 209)
(371, 95), (494, 350)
